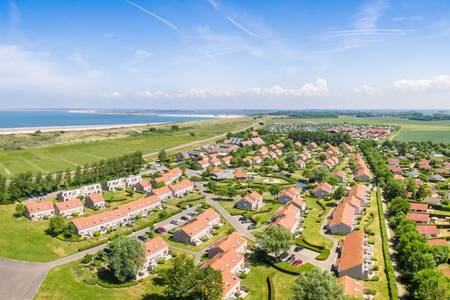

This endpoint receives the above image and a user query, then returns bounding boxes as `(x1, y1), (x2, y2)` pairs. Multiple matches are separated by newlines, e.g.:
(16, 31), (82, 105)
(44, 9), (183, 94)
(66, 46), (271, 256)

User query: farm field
(268, 116), (450, 143)
(0, 117), (257, 176)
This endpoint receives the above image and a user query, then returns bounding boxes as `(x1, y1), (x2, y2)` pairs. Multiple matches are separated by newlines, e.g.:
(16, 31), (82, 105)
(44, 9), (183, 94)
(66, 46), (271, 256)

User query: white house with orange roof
(72, 195), (161, 237)
(54, 198), (84, 217)
(329, 202), (355, 235)
(169, 179), (194, 197)
(140, 236), (171, 274)
(296, 159), (306, 169)
(336, 230), (374, 279)
(173, 208), (221, 245)
(271, 203), (301, 234)
(221, 156), (232, 166)
(57, 183), (102, 201)
(85, 193), (106, 209)
(24, 200), (55, 220)
(152, 186), (173, 202)
(197, 159), (211, 169)
(208, 232), (247, 258)
(277, 187), (301, 204)
(136, 179), (152, 194)
(236, 191), (263, 210)
(313, 182), (333, 198)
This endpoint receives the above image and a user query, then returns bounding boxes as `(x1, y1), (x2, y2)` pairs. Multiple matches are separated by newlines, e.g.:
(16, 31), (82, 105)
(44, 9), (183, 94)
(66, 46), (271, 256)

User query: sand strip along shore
(0, 123), (167, 135)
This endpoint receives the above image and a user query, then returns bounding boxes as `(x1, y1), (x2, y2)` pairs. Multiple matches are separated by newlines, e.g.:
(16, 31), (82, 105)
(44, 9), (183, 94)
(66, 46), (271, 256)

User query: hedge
(295, 239), (331, 260)
(267, 275), (276, 300)
(376, 189), (399, 300)
(271, 260), (314, 275)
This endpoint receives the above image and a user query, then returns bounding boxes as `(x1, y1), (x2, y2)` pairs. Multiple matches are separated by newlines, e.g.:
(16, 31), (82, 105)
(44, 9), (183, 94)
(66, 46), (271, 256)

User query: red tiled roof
(330, 202), (355, 228)
(169, 179), (194, 193)
(416, 225), (438, 236)
(25, 200), (54, 213)
(213, 232), (246, 253)
(54, 198), (83, 211)
(144, 236), (169, 257)
(338, 230), (364, 272)
(406, 213), (429, 223)
(409, 203), (428, 211)
(88, 193), (105, 203)
(337, 276), (363, 297)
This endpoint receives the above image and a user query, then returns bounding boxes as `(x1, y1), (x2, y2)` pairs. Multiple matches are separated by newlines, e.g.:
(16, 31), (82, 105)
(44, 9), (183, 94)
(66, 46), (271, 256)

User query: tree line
(360, 142), (450, 300)
(288, 130), (352, 146)
(0, 151), (144, 204)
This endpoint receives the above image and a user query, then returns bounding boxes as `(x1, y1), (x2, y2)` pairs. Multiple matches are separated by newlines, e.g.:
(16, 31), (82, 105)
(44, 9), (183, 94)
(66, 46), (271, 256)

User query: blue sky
(1, 0), (450, 109)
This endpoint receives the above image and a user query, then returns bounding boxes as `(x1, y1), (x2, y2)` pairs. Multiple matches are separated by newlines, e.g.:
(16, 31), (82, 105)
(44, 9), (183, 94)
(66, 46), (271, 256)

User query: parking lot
(231, 215), (257, 231)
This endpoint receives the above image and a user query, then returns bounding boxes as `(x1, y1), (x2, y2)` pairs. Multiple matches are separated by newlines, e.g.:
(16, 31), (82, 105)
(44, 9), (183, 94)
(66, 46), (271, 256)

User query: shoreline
(0, 123), (167, 135)
(67, 110), (244, 119)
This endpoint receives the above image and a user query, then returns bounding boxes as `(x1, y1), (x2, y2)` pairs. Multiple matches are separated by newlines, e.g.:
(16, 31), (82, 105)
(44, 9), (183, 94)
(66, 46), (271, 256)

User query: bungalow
(221, 156), (232, 166)
(57, 183), (102, 201)
(296, 159), (306, 169)
(152, 186), (173, 202)
(277, 186), (301, 204)
(208, 232), (247, 258)
(142, 237), (170, 272)
(313, 182), (333, 198)
(233, 168), (248, 180)
(294, 141), (302, 147)
(268, 151), (278, 159)
(104, 178), (126, 192)
(197, 159), (211, 169)
(298, 153), (308, 162)
(427, 239), (448, 246)
(406, 213), (429, 223)
(348, 184), (369, 206)
(341, 143), (353, 153)
(274, 149), (283, 157)
(251, 156), (262, 165)
(258, 146), (269, 156)
(85, 193), (106, 209)
(336, 230), (374, 279)
(388, 165), (402, 174)
(329, 202), (355, 235)
(24, 200), (55, 220)
(416, 225), (438, 238)
(418, 159), (432, 170)
(333, 170), (347, 183)
(210, 157), (222, 167)
(236, 191), (263, 211)
(136, 179), (152, 194)
(272, 203), (301, 234)
(308, 142), (318, 150)
(169, 179), (194, 197)
(73, 195), (161, 237)
(355, 166), (372, 181)
(337, 276), (363, 298)
(251, 137), (265, 145)
(54, 198), (84, 217)
(173, 208), (221, 245)
(409, 203), (428, 213)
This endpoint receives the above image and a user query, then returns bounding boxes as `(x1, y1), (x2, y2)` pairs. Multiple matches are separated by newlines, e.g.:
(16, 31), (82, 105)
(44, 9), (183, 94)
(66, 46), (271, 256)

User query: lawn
(0, 204), (178, 262)
(300, 197), (334, 250)
(360, 190), (390, 300)
(268, 116), (450, 143)
(0, 117), (257, 176)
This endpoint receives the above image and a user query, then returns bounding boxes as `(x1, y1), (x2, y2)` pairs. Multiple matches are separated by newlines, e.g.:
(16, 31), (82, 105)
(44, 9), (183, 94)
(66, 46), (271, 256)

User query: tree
(163, 255), (223, 300)
(332, 186), (346, 200)
(15, 203), (25, 216)
(48, 216), (68, 235)
(257, 226), (292, 258)
(430, 245), (450, 265)
(192, 266), (223, 300)
(291, 266), (345, 300)
(410, 269), (450, 300)
(388, 197), (409, 216)
(158, 150), (169, 164)
(312, 167), (329, 183)
(383, 179), (407, 201)
(108, 236), (145, 282)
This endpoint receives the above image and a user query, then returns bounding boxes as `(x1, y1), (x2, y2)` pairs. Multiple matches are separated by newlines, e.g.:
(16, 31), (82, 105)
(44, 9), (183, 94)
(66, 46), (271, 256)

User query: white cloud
(0, 45), (82, 91)
(100, 91), (123, 98)
(393, 75), (450, 92)
(392, 16), (422, 22)
(353, 84), (383, 96)
(138, 78), (328, 99)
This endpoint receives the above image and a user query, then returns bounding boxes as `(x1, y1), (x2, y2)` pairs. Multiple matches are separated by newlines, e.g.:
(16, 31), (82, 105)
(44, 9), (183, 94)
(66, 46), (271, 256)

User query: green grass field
(269, 116), (450, 143)
(0, 117), (257, 176)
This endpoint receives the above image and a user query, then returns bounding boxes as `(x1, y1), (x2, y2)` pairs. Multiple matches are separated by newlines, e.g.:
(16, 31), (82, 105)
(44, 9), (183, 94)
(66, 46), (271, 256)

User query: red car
(292, 259), (303, 266)
(155, 227), (167, 233)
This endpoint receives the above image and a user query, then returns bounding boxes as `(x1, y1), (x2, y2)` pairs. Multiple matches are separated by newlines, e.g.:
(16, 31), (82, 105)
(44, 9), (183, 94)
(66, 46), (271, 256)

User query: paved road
(0, 205), (200, 300)
(196, 182), (256, 242)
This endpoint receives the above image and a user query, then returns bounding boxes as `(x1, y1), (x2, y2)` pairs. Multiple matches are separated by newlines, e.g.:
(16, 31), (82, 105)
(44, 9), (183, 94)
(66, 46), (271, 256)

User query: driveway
(0, 205), (201, 300)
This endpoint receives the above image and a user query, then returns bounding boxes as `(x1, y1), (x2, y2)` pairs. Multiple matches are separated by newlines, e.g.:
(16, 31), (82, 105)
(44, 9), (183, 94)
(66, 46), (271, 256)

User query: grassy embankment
(0, 117), (258, 176)
(268, 116), (450, 143)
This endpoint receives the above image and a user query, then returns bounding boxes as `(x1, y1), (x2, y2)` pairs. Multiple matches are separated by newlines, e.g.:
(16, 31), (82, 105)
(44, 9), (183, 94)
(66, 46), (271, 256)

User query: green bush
(316, 248), (330, 260)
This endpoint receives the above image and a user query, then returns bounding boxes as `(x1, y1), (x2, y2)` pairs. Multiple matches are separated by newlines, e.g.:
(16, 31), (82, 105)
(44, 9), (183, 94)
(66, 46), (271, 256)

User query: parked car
(188, 212), (197, 217)
(294, 246), (303, 252)
(279, 252), (289, 261)
(287, 255), (295, 263)
(247, 224), (256, 230)
(293, 259), (303, 266)
(155, 227), (167, 233)
(170, 219), (180, 225)
(181, 216), (189, 221)
(137, 235), (148, 242)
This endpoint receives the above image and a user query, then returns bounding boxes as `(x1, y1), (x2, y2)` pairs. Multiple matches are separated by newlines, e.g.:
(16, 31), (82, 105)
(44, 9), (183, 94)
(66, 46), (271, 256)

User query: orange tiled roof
(338, 230), (364, 272)
(213, 232), (246, 253)
(25, 200), (54, 213)
(330, 202), (355, 228)
(54, 198), (83, 211)
(144, 236), (169, 257)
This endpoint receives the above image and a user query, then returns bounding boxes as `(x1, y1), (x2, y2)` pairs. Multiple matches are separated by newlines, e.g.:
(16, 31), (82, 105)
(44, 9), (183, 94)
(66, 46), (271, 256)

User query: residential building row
(173, 208), (222, 246)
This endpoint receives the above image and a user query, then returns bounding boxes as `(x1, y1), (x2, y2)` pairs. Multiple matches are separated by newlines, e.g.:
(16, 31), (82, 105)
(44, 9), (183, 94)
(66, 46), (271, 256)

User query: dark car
(137, 235), (148, 242)
(279, 252), (289, 260)
(247, 224), (256, 230)
(294, 246), (304, 252)
(181, 216), (189, 221)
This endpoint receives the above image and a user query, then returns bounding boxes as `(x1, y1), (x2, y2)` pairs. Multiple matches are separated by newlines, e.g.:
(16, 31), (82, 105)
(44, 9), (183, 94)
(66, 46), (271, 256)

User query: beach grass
(0, 117), (257, 176)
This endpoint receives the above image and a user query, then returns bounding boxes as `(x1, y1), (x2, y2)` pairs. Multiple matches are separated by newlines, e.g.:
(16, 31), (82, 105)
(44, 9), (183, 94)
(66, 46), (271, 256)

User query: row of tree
(0, 151), (144, 204)
(288, 130), (352, 146)
(361, 142), (449, 300)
